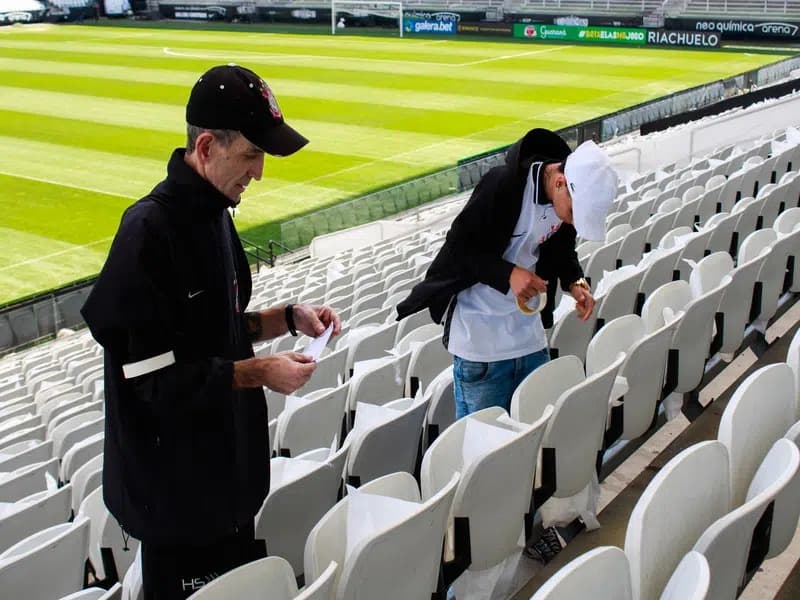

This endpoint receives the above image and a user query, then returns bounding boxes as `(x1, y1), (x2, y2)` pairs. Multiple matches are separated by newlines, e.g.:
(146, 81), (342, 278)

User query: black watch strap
(285, 304), (297, 336)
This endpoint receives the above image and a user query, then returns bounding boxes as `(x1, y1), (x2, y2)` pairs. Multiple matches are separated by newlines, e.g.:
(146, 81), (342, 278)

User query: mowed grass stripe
(0, 58), (572, 118)
(0, 86), (512, 163)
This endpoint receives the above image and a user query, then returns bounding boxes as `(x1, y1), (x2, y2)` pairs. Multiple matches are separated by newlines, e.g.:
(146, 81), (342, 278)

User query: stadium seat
(256, 443), (348, 576)
(404, 333), (450, 398)
(61, 431), (103, 483)
(187, 555), (336, 600)
(48, 400), (102, 435)
(0, 440), (53, 473)
(343, 321), (398, 377)
(51, 412), (104, 461)
(594, 267), (644, 330)
(718, 364), (797, 507)
(58, 583), (122, 600)
(694, 438), (799, 599)
(740, 229), (789, 332)
(548, 307), (598, 364)
(0, 458), (58, 503)
(529, 546), (633, 600)
(659, 551), (711, 600)
(625, 441), (730, 600)
(345, 397), (428, 487)
(774, 208), (800, 292)
(70, 454), (103, 515)
(637, 247), (682, 311)
(0, 517), (90, 600)
(0, 425), (47, 453)
(0, 484), (72, 554)
(421, 406), (550, 575)
(275, 386), (347, 458)
(511, 354), (623, 508)
(78, 486), (138, 585)
(586, 315), (672, 446)
(421, 366), (455, 448)
(298, 348), (347, 397)
(617, 223), (649, 266)
(346, 353), (411, 423)
(304, 471), (458, 600)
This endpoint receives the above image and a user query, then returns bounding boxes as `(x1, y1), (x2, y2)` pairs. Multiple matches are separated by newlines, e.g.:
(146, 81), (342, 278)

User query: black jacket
(397, 128), (584, 330)
(81, 150), (269, 545)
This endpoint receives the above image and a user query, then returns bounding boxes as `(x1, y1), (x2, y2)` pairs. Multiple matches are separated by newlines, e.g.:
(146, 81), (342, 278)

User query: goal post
(331, 0), (404, 37)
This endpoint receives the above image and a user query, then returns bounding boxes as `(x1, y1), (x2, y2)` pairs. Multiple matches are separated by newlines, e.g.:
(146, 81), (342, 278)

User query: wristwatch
(570, 277), (591, 293)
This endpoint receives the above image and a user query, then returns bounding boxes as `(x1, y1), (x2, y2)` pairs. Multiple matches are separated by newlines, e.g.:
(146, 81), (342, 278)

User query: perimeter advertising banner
(665, 17), (800, 40)
(403, 11), (458, 35)
(646, 29), (721, 48)
(512, 23), (646, 44)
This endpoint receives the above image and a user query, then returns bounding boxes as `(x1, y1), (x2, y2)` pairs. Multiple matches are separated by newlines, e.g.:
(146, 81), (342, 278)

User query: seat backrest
(637, 247), (682, 303)
(54, 414), (104, 460)
(347, 396), (429, 486)
(186, 556), (298, 600)
(406, 333), (450, 398)
(451, 409), (551, 569)
(530, 546), (633, 600)
(659, 551), (710, 600)
(298, 347), (347, 396)
(0, 517), (90, 600)
(394, 323), (441, 356)
(548, 308), (598, 364)
(595, 268), (645, 326)
(693, 439), (799, 600)
(625, 441), (730, 600)
(347, 353), (410, 412)
(0, 440), (52, 474)
(277, 384), (348, 458)
(257, 442), (349, 576)
(71, 453), (103, 514)
(0, 484), (72, 554)
(394, 310), (435, 346)
(774, 207), (800, 235)
(348, 321), (399, 374)
(296, 561), (337, 600)
(511, 355), (584, 427)
(688, 252), (733, 297)
(641, 280), (692, 334)
(545, 354), (624, 497)
(0, 458), (59, 503)
(586, 314), (644, 375)
(718, 364), (797, 506)
(336, 473), (458, 600)
(424, 366), (455, 446)
(788, 328), (800, 416)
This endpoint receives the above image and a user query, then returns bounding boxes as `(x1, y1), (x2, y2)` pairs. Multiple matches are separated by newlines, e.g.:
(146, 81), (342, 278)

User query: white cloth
(448, 163), (561, 362)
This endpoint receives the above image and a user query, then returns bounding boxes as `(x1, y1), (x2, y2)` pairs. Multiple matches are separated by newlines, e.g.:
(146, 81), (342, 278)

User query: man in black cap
(82, 65), (341, 599)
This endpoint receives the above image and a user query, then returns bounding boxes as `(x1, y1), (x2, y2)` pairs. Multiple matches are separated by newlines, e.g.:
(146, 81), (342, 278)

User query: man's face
(204, 133), (265, 205)
(548, 172), (574, 225)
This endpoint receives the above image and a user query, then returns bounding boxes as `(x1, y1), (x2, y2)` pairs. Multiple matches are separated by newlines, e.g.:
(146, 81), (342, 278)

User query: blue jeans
(453, 349), (551, 419)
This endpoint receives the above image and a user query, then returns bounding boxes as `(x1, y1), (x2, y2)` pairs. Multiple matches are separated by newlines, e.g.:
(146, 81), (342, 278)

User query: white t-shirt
(447, 162), (563, 362)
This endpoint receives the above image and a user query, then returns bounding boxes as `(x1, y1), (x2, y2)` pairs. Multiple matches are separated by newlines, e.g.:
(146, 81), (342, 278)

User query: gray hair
(186, 125), (239, 153)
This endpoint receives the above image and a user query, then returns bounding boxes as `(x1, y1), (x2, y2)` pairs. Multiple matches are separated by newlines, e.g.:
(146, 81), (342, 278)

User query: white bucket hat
(564, 141), (619, 242)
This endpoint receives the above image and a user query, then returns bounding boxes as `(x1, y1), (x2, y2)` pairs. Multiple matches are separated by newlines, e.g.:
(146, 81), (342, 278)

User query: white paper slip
(303, 323), (334, 361)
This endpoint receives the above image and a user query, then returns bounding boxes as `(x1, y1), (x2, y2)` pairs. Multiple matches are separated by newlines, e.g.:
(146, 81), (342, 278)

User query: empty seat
(58, 583), (122, 600)
(304, 471), (458, 600)
(530, 546), (632, 600)
(625, 441), (730, 600)
(78, 486), (138, 586)
(659, 551), (711, 600)
(421, 406), (550, 576)
(0, 440), (53, 473)
(717, 364), (797, 507)
(0, 458), (58, 503)
(187, 556), (337, 600)
(275, 385), (347, 458)
(345, 397), (429, 487)
(694, 438), (800, 599)
(0, 484), (72, 554)
(548, 307), (598, 364)
(256, 443), (349, 576)
(405, 333), (450, 398)
(0, 518), (90, 600)
(586, 315), (672, 446)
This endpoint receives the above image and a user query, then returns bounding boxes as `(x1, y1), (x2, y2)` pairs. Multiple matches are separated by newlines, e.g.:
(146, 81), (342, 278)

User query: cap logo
(260, 81), (282, 120)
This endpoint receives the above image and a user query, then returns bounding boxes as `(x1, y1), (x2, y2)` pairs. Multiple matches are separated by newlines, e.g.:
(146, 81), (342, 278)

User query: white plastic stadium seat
(694, 438), (800, 600)
(304, 471), (458, 600)
(256, 442), (349, 576)
(625, 441), (730, 600)
(421, 406), (550, 572)
(187, 556), (336, 600)
(58, 583), (122, 600)
(659, 551), (711, 600)
(0, 517), (90, 600)
(0, 484), (72, 554)
(530, 546), (633, 600)
(275, 385), (347, 458)
(0, 458), (59, 503)
(78, 486), (138, 584)
(717, 364), (797, 507)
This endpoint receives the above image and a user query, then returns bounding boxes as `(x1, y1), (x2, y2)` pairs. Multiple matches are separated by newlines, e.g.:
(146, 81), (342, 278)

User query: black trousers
(141, 524), (267, 600)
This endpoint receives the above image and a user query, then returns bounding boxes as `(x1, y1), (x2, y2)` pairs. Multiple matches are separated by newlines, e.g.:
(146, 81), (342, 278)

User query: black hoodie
(396, 128), (584, 331)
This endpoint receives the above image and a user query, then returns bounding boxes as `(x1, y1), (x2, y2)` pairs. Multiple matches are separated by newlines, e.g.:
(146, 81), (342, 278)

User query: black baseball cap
(186, 64), (308, 157)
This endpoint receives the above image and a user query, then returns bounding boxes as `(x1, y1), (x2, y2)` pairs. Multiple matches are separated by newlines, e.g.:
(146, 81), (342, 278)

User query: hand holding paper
(303, 323), (334, 362)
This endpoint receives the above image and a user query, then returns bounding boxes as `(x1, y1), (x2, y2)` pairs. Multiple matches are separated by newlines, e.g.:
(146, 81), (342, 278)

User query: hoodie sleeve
(445, 168), (516, 294)
(81, 203), (234, 417)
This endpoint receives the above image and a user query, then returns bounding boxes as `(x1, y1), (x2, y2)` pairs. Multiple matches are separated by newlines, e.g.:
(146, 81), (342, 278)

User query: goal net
(330, 0), (404, 37)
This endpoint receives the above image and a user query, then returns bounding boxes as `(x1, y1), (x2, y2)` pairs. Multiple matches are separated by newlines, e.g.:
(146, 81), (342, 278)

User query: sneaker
(524, 526), (565, 564)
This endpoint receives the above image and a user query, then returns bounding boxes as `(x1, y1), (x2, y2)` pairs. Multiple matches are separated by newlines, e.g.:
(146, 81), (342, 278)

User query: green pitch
(0, 23), (791, 305)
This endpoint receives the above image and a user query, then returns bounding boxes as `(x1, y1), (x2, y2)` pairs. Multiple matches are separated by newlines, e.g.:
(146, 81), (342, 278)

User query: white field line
(163, 43), (571, 68)
(457, 45), (573, 66)
(0, 170), (137, 201)
(0, 237), (113, 272)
